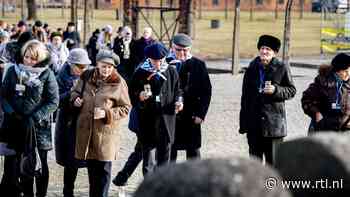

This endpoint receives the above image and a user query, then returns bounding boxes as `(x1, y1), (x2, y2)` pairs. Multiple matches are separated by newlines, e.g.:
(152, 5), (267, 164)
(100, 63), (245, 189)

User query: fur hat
(257, 35), (281, 53)
(50, 32), (62, 40)
(331, 53), (350, 71)
(144, 42), (168, 60)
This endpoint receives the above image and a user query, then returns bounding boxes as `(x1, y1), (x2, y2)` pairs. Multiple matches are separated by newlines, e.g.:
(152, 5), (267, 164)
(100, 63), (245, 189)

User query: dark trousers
(63, 166), (79, 197)
(247, 132), (283, 166)
(21, 149), (49, 197)
(0, 155), (21, 197)
(117, 138), (142, 178)
(142, 118), (171, 175)
(87, 160), (112, 197)
(170, 148), (201, 161)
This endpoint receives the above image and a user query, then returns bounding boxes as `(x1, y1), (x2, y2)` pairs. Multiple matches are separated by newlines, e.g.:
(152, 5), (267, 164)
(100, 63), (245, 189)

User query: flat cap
(67, 48), (91, 65)
(96, 50), (120, 66)
(172, 33), (192, 47)
(144, 42), (168, 60)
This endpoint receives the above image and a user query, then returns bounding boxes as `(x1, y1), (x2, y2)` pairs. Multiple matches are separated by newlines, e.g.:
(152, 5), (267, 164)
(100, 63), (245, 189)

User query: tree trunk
(71, 0), (77, 23)
(249, 0), (253, 21)
(299, 0), (304, 19)
(21, 0), (25, 20)
(232, 0), (240, 75)
(26, 0), (37, 20)
(282, 0), (294, 66)
(131, 0), (139, 39)
(123, 0), (131, 26)
(83, 0), (93, 45)
(2, 0), (5, 17)
(275, 0), (278, 19)
(178, 0), (193, 36)
(224, 0), (228, 19)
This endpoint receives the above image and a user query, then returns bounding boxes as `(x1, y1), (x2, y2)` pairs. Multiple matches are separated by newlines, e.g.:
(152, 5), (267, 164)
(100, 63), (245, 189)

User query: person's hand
(175, 102), (183, 114)
(192, 116), (203, 124)
(74, 97), (83, 107)
(139, 91), (150, 101)
(315, 112), (323, 122)
(263, 84), (275, 95)
(104, 99), (113, 109)
(94, 108), (106, 119)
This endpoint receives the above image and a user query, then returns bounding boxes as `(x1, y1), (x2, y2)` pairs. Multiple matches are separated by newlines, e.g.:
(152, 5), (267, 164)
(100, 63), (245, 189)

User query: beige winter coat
(71, 68), (131, 161)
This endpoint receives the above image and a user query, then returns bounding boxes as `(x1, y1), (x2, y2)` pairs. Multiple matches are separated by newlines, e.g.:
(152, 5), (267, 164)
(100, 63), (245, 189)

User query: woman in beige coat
(71, 50), (131, 197)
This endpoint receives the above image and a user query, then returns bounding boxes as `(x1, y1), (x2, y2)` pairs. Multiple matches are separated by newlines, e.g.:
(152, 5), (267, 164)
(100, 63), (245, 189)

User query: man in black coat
(169, 33), (212, 161)
(129, 42), (183, 174)
(239, 35), (296, 166)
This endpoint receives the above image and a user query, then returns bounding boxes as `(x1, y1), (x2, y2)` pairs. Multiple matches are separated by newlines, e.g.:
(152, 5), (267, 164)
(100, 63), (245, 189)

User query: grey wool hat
(172, 33), (192, 47)
(96, 50), (120, 66)
(67, 48), (91, 65)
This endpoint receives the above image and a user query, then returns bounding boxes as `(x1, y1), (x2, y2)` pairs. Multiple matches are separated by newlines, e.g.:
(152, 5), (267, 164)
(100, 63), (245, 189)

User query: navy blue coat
(55, 63), (87, 167)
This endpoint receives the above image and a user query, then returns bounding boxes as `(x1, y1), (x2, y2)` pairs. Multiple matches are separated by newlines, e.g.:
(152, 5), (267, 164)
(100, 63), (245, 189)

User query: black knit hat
(331, 53), (350, 71)
(144, 42), (168, 60)
(257, 35), (281, 53)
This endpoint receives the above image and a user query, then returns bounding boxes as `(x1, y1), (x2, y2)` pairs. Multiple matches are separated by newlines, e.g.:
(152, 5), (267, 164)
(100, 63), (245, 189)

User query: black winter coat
(0, 65), (59, 152)
(112, 38), (138, 81)
(239, 57), (296, 138)
(302, 65), (350, 132)
(129, 65), (181, 146)
(173, 57), (212, 150)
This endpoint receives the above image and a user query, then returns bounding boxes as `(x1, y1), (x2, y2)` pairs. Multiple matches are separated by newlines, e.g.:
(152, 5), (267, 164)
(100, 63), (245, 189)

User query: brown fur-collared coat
(71, 68), (131, 161)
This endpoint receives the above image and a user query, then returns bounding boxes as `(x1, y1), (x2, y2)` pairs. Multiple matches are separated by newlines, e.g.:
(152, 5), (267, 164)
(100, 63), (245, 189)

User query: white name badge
(155, 95), (160, 102)
(332, 103), (341, 109)
(15, 84), (26, 92)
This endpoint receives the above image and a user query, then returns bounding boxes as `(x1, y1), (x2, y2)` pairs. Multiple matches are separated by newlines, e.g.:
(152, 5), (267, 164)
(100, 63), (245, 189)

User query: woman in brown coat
(302, 53), (350, 133)
(71, 50), (131, 197)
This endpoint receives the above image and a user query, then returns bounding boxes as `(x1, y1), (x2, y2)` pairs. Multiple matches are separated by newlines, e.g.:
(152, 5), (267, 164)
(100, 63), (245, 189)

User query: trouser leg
(63, 166), (78, 197)
(87, 160), (112, 197)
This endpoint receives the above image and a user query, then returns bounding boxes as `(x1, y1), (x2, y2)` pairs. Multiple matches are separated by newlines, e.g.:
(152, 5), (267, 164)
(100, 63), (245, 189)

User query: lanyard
(334, 73), (343, 106)
(258, 64), (265, 92)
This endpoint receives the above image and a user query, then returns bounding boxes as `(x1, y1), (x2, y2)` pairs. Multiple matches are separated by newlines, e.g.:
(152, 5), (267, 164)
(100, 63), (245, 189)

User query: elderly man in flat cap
(129, 42), (183, 174)
(168, 33), (212, 161)
(239, 35), (296, 166)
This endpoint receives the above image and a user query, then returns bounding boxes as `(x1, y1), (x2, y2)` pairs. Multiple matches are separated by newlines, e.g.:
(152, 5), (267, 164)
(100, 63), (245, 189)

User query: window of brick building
(278, 0), (284, 4)
(256, 0), (263, 5)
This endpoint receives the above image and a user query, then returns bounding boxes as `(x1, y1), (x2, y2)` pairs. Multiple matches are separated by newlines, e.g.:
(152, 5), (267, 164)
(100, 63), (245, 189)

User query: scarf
(139, 59), (168, 81)
(167, 51), (193, 72)
(14, 64), (48, 87)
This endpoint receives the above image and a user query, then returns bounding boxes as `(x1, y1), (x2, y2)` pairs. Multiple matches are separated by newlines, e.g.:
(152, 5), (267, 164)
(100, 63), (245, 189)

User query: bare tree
(27, 0), (37, 20)
(123, 0), (131, 26)
(275, 0), (279, 19)
(282, 0), (294, 66)
(178, 0), (193, 36)
(232, 0), (240, 75)
(2, 0), (5, 17)
(71, 0), (78, 23)
(83, 0), (93, 45)
(249, 0), (253, 21)
(299, 0), (304, 19)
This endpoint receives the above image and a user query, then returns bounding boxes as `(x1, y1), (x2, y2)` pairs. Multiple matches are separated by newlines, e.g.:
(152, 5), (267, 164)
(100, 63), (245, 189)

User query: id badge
(332, 103), (341, 110)
(155, 95), (161, 103)
(15, 84), (26, 92)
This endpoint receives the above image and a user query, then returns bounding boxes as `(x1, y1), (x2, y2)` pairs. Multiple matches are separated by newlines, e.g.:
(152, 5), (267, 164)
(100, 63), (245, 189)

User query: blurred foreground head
(275, 132), (350, 197)
(133, 158), (291, 197)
